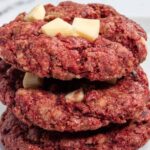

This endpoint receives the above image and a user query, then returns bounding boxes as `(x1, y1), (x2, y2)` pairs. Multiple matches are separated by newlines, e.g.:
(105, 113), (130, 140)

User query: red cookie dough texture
(0, 59), (149, 132)
(0, 109), (150, 150)
(0, 1), (147, 81)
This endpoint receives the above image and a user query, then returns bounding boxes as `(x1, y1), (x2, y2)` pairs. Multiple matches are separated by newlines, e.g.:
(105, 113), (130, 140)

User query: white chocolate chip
(140, 37), (147, 49)
(23, 72), (43, 89)
(25, 4), (46, 21)
(41, 18), (77, 37)
(72, 18), (100, 41)
(75, 75), (82, 79)
(65, 89), (84, 103)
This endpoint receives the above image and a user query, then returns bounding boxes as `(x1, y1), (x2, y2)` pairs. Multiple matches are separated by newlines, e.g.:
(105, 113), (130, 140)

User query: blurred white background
(0, 0), (150, 150)
(0, 0), (150, 23)
(0, 0), (150, 34)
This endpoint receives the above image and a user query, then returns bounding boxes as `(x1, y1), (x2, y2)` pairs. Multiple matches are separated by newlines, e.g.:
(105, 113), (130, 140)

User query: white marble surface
(0, 0), (150, 150)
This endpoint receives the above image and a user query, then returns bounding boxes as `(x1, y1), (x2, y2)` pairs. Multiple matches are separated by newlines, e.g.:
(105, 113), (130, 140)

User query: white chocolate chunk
(25, 4), (46, 21)
(72, 18), (100, 41)
(23, 72), (43, 89)
(140, 37), (147, 49)
(65, 89), (84, 103)
(41, 18), (77, 37)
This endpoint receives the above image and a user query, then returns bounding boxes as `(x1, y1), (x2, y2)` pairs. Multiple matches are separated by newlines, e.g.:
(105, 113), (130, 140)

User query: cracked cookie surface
(0, 1), (147, 81)
(0, 109), (150, 150)
(0, 59), (149, 132)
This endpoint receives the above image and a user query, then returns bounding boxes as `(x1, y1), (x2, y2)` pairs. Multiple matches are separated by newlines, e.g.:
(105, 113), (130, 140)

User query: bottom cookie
(0, 109), (150, 150)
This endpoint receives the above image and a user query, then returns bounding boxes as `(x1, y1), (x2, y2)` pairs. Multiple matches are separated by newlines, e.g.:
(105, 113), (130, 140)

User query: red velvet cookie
(0, 2), (147, 81)
(0, 109), (150, 150)
(0, 59), (149, 132)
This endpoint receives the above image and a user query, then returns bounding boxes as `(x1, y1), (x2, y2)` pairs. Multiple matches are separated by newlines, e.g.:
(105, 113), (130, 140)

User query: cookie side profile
(0, 2), (147, 81)
(0, 59), (23, 105)
(0, 59), (149, 132)
(12, 67), (150, 132)
(0, 109), (150, 150)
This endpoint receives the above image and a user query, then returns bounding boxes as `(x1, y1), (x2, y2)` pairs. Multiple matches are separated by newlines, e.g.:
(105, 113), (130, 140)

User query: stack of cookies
(0, 1), (149, 150)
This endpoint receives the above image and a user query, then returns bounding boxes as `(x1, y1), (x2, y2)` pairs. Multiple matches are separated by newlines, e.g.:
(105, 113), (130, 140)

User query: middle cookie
(0, 59), (149, 132)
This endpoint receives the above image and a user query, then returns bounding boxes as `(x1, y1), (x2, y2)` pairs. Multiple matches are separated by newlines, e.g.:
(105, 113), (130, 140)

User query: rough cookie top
(0, 109), (150, 150)
(0, 59), (149, 132)
(0, 1), (147, 81)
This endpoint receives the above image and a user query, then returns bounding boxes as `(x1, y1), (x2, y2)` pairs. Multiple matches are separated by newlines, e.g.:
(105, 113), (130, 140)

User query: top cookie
(0, 1), (147, 81)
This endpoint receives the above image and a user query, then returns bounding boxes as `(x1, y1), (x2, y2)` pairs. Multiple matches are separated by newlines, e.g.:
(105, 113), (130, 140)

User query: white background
(0, 0), (150, 150)
(0, 0), (150, 25)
